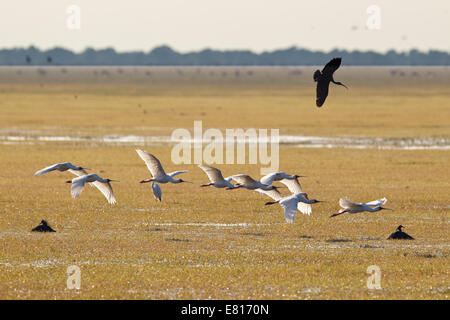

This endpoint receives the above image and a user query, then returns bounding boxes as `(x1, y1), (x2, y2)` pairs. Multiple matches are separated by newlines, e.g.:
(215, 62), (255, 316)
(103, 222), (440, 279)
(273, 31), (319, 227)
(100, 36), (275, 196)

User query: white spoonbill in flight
(198, 164), (236, 189)
(265, 193), (325, 223)
(330, 197), (392, 218)
(66, 174), (118, 204)
(259, 172), (307, 186)
(260, 172), (312, 214)
(229, 174), (283, 191)
(34, 162), (89, 176)
(136, 149), (191, 184)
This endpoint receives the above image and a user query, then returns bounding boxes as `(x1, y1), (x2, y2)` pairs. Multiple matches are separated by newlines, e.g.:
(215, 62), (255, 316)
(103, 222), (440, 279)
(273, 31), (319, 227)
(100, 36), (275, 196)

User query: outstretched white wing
(293, 193), (311, 215)
(256, 188), (282, 201)
(198, 165), (225, 183)
(92, 180), (117, 204)
(260, 172), (278, 186)
(136, 149), (166, 178)
(167, 171), (187, 178)
(68, 168), (88, 176)
(70, 176), (88, 198)
(152, 182), (162, 201)
(297, 202), (312, 215)
(34, 163), (63, 176)
(279, 195), (299, 223)
(339, 198), (363, 210)
(280, 177), (303, 194)
(230, 174), (258, 186)
(366, 198), (387, 207)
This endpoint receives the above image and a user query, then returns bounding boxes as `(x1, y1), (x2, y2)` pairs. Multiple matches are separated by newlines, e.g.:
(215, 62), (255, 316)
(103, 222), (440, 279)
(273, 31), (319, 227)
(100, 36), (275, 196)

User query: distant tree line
(1, 45), (449, 65)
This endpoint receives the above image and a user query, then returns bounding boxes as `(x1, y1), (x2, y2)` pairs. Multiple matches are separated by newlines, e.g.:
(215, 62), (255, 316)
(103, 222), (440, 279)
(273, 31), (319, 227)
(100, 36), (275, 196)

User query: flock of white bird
(34, 149), (392, 223)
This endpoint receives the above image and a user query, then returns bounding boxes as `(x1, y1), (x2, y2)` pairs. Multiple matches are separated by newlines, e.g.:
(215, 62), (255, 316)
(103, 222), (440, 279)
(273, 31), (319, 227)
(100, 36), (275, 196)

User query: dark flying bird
(32, 220), (56, 232)
(313, 58), (348, 107)
(387, 225), (414, 240)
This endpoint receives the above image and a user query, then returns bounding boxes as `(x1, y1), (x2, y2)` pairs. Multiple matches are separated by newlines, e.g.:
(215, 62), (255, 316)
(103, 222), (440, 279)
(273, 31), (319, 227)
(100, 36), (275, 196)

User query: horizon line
(2, 44), (449, 55)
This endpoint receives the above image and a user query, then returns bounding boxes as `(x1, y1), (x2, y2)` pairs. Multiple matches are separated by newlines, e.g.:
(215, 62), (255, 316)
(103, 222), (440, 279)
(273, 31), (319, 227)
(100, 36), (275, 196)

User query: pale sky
(1, 0), (449, 53)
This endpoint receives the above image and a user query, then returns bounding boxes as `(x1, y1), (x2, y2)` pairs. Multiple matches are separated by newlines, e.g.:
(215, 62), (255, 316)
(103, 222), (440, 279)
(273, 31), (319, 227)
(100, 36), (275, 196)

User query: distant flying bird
(66, 174), (118, 204)
(260, 172), (312, 214)
(198, 164), (236, 189)
(265, 193), (325, 223)
(314, 58), (348, 107)
(229, 174), (283, 191)
(152, 182), (162, 201)
(34, 162), (89, 176)
(330, 197), (392, 218)
(387, 225), (414, 240)
(31, 220), (56, 232)
(136, 149), (191, 184)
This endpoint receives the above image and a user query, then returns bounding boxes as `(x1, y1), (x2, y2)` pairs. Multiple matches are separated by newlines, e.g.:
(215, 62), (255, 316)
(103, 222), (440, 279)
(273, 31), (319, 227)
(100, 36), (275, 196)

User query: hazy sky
(1, 0), (449, 53)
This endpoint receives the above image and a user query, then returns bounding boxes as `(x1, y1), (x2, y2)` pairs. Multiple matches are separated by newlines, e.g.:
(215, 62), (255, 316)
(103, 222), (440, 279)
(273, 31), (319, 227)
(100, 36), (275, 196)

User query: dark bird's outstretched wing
(387, 231), (414, 240)
(321, 58), (342, 77)
(31, 220), (56, 232)
(316, 79), (329, 107)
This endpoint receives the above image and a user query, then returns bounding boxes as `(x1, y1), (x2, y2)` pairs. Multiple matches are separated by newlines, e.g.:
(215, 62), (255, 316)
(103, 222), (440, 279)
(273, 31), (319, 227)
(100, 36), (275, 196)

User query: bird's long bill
(183, 180), (193, 184)
(316, 200), (327, 203)
(341, 83), (349, 89)
(65, 180), (72, 183)
(329, 213), (341, 218)
(140, 179), (152, 183)
(381, 207), (394, 211)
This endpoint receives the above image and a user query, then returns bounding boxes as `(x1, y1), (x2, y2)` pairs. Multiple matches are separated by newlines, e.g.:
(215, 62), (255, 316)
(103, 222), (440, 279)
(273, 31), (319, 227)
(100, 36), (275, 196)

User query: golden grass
(0, 67), (449, 299)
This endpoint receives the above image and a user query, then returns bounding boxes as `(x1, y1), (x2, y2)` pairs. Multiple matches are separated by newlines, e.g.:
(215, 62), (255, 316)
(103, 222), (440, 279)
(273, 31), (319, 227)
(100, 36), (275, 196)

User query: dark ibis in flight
(313, 58), (348, 107)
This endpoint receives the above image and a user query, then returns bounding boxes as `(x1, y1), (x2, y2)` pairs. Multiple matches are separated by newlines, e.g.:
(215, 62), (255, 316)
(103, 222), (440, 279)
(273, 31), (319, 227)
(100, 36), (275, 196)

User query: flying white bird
(330, 197), (392, 218)
(136, 149), (191, 184)
(34, 162), (89, 176)
(260, 172), (312, 214)
(152, 182), (162, 201)
(66, 174), (118, 204)
(198, 164), (236, 189)
(229, 174), (283, 191)
(260, 172), (306, 187)
(265, 193), (325, 223)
